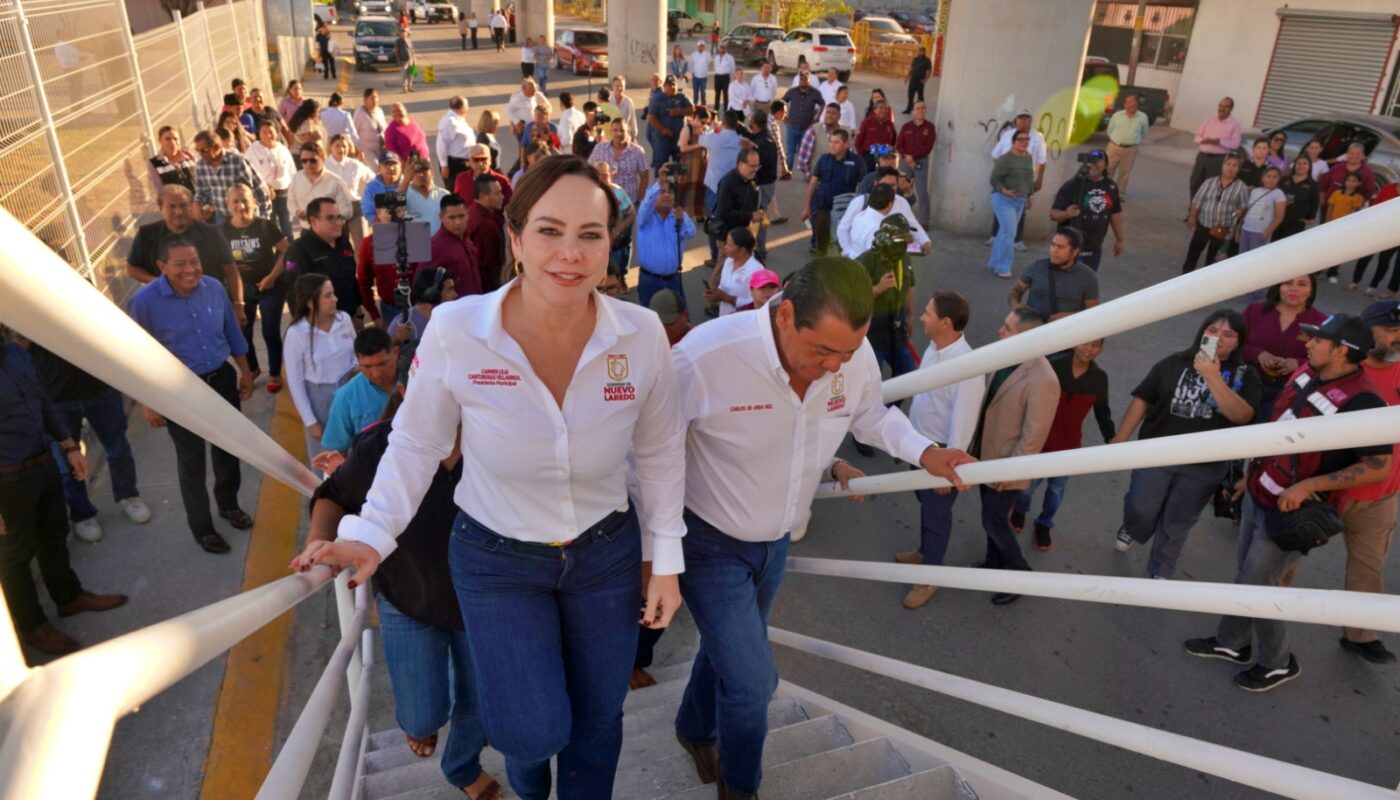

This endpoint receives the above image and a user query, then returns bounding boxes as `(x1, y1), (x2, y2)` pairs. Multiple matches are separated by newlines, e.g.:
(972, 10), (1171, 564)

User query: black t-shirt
(27, 342), (109, 404)
(910, 54), (932, 83)
(311, 421), (464, 631)
(573, 126), (597, 160)
(127, 219), (233, 284)
(221, 218), (286, 285)
(1051, 175), (1121, 250)
(284, 231), (361, 314)
(1132, 352), (1262, 442)
(1278, 176), (1319, 232)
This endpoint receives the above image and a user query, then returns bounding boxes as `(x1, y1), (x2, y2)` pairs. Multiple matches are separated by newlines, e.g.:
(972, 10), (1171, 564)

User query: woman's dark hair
(1267, 133), (1286, 156)
(864, 88), (886, 119)
(290, 273), (330, 326)
(1264, 273), (1317, 309)
(727, 226), (755, 252)
(1180, 308), (1249, 368)
(521, 140), (554, 167)
(1291, 154), (1312, 176)
(217, 110), (240, 130)
(288, 99), (321, 135)
(506, 154), (619, 236)
(781, 257), (874, 331)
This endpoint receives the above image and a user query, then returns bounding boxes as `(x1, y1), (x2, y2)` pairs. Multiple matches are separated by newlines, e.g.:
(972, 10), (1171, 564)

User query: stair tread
(836, 765), (981, 800)
(665, 738), (910, 800)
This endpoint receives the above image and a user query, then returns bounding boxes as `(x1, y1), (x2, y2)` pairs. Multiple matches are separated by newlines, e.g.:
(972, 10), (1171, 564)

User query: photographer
(1048, 149), (1123, 272)
(573, 101), (603, 160)
(634, 162), (696, 306)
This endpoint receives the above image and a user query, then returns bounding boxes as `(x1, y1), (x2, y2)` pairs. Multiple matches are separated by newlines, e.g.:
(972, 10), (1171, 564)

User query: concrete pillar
(518, 0), (552, 47)
(469, 0), (495, 18)
(929, 0), (1097, 240)
(607, 0), (665, 90)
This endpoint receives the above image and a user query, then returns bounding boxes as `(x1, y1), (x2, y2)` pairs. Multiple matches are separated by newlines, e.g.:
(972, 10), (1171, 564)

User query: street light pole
(1124, 0), (1147, 86)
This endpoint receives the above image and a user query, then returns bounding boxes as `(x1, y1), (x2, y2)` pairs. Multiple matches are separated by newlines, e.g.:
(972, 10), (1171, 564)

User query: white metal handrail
(768, 627), (1400, 800)
(883, 199), (1400, 402)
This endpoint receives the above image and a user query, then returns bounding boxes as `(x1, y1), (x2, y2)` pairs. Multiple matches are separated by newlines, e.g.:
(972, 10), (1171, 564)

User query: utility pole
(1124, 0), (1146, 86)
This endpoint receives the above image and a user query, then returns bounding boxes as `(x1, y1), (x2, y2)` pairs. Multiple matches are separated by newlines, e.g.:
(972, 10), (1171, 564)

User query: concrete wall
(929, 0), (1097, 238)
(1172, 0), (1400, 135)
(608, 0), (665, 89)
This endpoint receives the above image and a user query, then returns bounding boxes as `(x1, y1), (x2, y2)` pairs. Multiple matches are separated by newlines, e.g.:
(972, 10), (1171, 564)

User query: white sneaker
(73, 517), (104, 543)
(119, 497), (152, 524)
(1014, 241), (1028, 252)
(1327, 276), (1338, 284)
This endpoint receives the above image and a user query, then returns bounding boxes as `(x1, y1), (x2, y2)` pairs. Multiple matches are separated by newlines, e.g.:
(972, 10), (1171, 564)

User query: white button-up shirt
(713, 52), (735, 76)
(750, 73), (777, 102)
(674, 306), (933, 542)
(818, 79), (841, 107)
(506, 89), (544, 126)
(338, 282), (689, 574)
(283, 313), (358, 426)
(557, 107), (586, 154)
(907, 335), (986, 450)
(322, 106), (356, 146)
(245, 140), (297, 192)
(689, 49), (711, 78)
(436, 110), (478, 164)
(727, 80), (751, 113)
(288, 170), (355, 232)
(837, 195), (930, 258)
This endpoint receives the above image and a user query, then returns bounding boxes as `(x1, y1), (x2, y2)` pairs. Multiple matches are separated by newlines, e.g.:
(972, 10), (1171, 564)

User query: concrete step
(665, 738), (910, 800)
(621, 676), (689, 714)
(637, 659), (697, 686)
(835, 765), (980, 800)
(613, 713), (853, 799)
(364, 746), (510, 800)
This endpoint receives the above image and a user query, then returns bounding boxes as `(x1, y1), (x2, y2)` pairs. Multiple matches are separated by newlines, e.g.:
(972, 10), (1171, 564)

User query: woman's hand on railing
(291, 539), (382, 589)
(641, 572), (682, 630)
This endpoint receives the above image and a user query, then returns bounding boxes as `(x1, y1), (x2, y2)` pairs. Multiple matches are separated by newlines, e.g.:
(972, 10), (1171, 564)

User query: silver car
(1265, 113), (1400, 187)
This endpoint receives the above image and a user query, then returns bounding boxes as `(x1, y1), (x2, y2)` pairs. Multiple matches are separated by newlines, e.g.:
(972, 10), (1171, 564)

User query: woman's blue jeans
(1013, 476), (1069, 529)
(988, 192), (1025, 276)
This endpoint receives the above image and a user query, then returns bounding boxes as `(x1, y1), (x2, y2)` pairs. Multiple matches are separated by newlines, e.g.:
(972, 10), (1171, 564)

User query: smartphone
(1199, 334), (1219, 361)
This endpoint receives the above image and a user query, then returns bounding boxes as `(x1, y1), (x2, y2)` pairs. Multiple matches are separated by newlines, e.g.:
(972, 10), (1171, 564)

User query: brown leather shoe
(57, 591), (129, 617)
(718, 780), (758, 800)
(21, 623), (82, 656)
(903, 585), (939, 609)
(675, 732), (719, 784)
(894, 550), (924, 565)
(628, 667), (658, 690)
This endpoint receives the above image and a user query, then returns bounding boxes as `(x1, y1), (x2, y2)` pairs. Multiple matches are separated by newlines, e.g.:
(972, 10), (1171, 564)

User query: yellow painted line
(199, 387), (309, 800)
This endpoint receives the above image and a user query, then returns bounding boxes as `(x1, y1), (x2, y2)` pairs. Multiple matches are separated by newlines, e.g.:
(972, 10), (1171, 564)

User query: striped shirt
(194, 150), (271, 218)
(1191, 176), (1250, 228)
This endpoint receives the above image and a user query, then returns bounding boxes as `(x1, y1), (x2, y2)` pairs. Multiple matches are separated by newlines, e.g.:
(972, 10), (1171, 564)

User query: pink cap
(749, 269), (780, 290)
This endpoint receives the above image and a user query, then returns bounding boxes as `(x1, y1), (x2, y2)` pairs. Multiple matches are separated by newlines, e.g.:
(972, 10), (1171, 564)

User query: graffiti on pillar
(630, 40), (658, 66)
(1037, 112), (1067, 161)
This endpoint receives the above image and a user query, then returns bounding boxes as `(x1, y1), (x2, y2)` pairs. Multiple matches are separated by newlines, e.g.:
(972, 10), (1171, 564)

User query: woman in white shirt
(326, 133), (376, 253)
(519, 35), (535, 78)
(293, 156), (686, 799)
(282, 273), (358, 463)
(245, 121), (298, 238)
(706, 226), (762, 315)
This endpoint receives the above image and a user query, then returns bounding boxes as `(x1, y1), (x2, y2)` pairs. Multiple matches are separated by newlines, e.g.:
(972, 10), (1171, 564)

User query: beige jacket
(975, 357), (1060, 491)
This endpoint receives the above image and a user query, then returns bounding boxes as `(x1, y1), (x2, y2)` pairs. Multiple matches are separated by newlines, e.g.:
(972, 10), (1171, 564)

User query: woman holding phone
(1108, 309), (1261, 579)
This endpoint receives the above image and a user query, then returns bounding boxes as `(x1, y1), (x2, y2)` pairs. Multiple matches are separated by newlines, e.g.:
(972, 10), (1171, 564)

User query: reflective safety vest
(1246, 366), (1378, 509)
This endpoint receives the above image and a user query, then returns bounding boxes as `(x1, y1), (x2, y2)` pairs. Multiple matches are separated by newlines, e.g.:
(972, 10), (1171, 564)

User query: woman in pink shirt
(1242, 273), (1327, 418)
(383, 102), (430, 163)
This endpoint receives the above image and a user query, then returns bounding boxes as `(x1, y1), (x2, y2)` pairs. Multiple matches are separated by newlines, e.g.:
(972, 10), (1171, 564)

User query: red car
(555, 29), (609, 76)
(890, 11), (936, 36)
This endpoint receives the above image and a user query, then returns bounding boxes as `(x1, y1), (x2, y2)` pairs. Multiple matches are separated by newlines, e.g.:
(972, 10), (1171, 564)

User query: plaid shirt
(767, 114), (787, 174)
(194, 151), (271, 218)
(1191, 176), (1250, 229)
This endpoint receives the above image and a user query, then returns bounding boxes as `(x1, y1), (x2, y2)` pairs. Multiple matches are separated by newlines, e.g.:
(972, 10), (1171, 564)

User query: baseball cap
(663, 74), (677, 85)
(1015, 107), (1032, 118)
(1361, 299), (1400, 327)
(649, 289), (683, 324)
(1085, 149), (1107, 161)
(749, 269), (780, 290)
(1299, 314), (1375, 355)
(380, 151), (402, 164)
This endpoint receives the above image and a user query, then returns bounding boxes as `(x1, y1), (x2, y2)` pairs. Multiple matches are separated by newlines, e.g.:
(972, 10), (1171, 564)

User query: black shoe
(853, 442), (876, 457)
(219, 508), (254, 530)
(1340, 637), (1397, 664)
(1009, 509), (1025, 532)
(991, 592), (1020, 605)
(1033, 524), (1052, 550)
(1233, 655), (1300, 692)
(197, 532), (231, 554)
(1183, 637), (1252, 665)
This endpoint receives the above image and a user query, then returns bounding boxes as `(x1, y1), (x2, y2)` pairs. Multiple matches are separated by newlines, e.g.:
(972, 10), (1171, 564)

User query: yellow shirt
(1325, 190), (1364, 222)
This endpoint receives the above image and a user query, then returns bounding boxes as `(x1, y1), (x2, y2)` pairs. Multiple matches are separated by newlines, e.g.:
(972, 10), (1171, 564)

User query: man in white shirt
(435, 95), (477, 190)
(244, 120), (297, 236)
(988, 108), (1047, 250)
(506, 77), (544, 142)
(321, 93), (356, 147)
(556, 91), (586, 155)
(668, 259), (973, 799)
(288, 142), (355, 233)
(727, 67), (751, 116)
(839, 172), (931, 258)
(898, 290), (985, 609)
(688, 42), (711, 106)
(817, 67), (841, 106)
(712, 43), (736, 110)
(610, 76), (638, 141)
(749, 61), (778, 115)
(488, 9), (507, 51)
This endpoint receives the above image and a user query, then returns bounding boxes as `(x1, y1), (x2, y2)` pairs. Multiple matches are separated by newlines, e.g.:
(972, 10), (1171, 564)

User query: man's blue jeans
(377, 595), (487, 789)
(1013, 476), (1069, 529)
(784, 124), (805, 171)
(691, 76), (707, 105)
(638, 270), (683, 308)
(533, 63), (549, 94)
(913, 486), (959, 564)
(50, 388), (139, 523)
(676, 512), (789, 795)
(449, 508), (640, 800)
(988, 192), (1025, 277)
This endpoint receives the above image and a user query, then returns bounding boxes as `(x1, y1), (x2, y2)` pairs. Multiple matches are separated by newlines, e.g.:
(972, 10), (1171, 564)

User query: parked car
(312, 0), (337, 26)
(889, 11), (935, 35)
(353, 16), (399, 71)
(668, 10), (704, 34)
(766, 27), (855, 82)
(720, 23), (786, 66)
(1265, 114), (1400, 187)
(408, 0), (457, 23)
(817, 14), (855, 33)
(859, 15), (917, 45)
(357, 0), (394, 18)
(554, 28), (608, 76)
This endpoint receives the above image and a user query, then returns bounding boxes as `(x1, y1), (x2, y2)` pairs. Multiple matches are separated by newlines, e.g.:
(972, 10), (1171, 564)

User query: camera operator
(574, 102), (604, 160)
(634, 162), (696, 307)
(1048, 149), (1123, 272)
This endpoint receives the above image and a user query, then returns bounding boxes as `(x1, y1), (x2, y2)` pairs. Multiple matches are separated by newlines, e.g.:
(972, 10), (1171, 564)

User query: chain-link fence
(0, 0), (271, 306)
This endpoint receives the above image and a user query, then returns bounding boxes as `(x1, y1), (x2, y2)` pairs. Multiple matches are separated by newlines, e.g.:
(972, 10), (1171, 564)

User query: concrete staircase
(359, 661), (980, 800)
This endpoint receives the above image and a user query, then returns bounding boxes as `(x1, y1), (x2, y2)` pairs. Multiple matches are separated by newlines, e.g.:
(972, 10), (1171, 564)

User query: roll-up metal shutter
(1255, 10), (1399, 128)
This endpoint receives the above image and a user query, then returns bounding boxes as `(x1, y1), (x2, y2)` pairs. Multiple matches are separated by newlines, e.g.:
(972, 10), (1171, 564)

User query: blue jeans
(676, 512), (789, 795)
(913, 486), (959, 565)
(784, 124), (805, 171)
(1216, 496), (1302, 669)
(1080, 247), (1103, 272)
(980, 485), (1029, 571)
(691, 76), (707, 105)
(272, 193), (292, 240)
(377, 595), (486, 788)
(988, 192), (1025, 276)
(533, 63), (549, 94)
(448, 508), (640, 800)
(1013, 476), (1069, 529)
(637, 270), (683, 308)
(50, 388), (138, 522)
(241, 280), (286, 377)
(1118, 463), (1226, 579)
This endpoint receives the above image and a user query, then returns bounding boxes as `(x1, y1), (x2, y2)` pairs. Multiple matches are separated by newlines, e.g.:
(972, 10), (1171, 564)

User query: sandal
(461, 776), (502, 800)
(405, 731), (438, 758)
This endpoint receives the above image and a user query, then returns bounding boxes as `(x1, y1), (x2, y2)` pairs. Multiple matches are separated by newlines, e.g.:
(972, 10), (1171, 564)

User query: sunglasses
(301, 158), (320, 164)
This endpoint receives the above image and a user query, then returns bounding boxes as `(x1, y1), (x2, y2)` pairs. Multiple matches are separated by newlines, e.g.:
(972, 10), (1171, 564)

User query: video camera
(662, 159), (687, 189)
(374, 191), (408, 213)
(593, 110), (612, 126)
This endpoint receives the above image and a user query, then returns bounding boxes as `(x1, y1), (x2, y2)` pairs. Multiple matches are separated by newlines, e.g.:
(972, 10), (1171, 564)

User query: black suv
(354, 16), (399, 71)
(720, 23), (786, 66)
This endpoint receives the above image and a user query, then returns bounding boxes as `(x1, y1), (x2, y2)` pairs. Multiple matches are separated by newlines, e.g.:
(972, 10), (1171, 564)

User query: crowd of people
(1, 17), (1398, 800)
